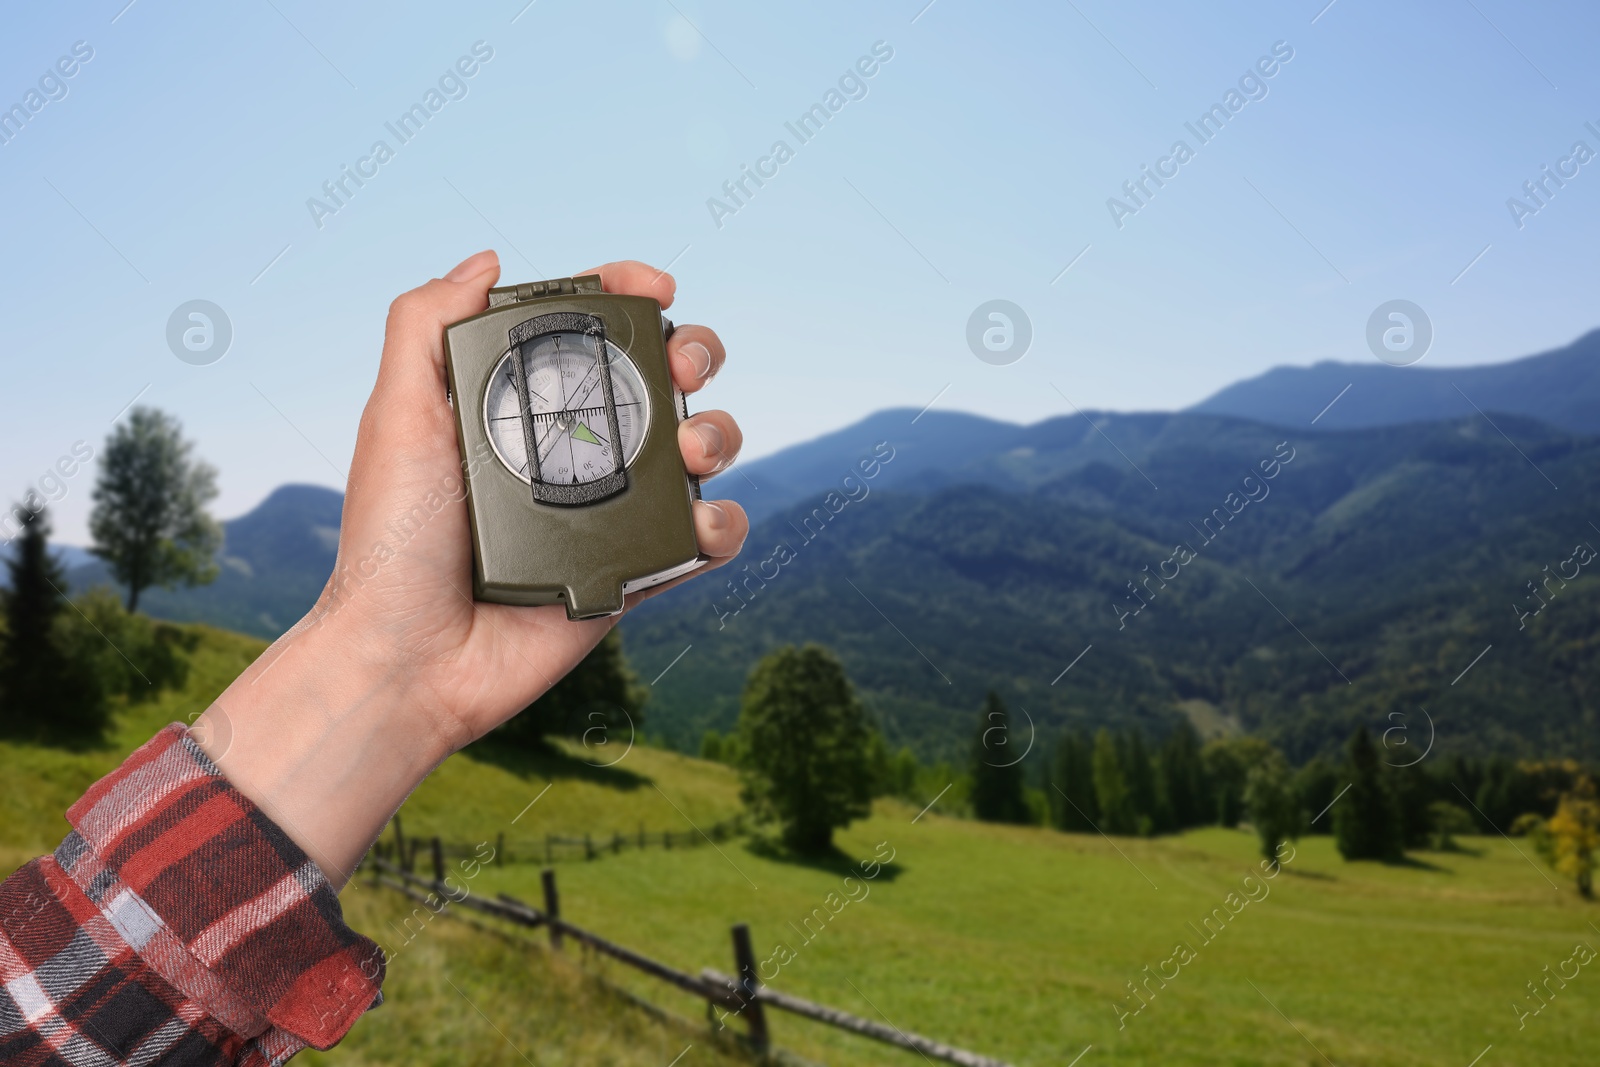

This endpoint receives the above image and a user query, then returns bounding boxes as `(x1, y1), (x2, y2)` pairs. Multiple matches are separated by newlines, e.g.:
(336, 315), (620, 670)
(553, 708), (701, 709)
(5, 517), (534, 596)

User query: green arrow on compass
(571, 421), (605, 447)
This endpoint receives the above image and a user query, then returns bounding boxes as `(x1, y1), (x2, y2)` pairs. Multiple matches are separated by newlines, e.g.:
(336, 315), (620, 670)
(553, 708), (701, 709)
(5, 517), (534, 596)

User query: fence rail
(380, 814), (746, 870)
(367, 855), (1012, 1067)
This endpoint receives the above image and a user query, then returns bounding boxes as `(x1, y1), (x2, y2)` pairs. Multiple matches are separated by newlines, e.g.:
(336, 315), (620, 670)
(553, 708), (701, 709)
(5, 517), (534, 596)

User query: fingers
(374, 250), (502, 407)
(578, 260), (676, 308)
(679, 410), (742, 478)
(693, 499), (748, 560)
(667, 324), (725, 393)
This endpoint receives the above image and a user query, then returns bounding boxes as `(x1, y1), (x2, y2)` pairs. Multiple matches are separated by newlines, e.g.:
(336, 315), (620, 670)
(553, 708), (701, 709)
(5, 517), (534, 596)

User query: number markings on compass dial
(483, 331), (650, 486)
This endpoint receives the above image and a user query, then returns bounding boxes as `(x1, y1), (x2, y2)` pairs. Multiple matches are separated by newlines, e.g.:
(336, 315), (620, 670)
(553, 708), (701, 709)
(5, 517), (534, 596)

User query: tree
(736, 645), (875, 852)
(1201, 736), (1275, 828)
(1293, 757), (1339, 834)
(700, 730), (725, 763)
(1120, 727), (1160, 835)
(497, 628), (647, 750)
(89, 407), (221, 612)
(1539, 775), (1599, 897)
(1050, 729), (1098, 831)
(1333, 727), (1402, 861)
(970, 691), (1031, 824)
(1386, 762), (1434, 850)
(1427, 801), (1475, 851)
(1155, 721), (1208, 831)
(1092, 728), (1133, 834)
(1244, 750), (1301, 861)
(0, 504), (106, 743)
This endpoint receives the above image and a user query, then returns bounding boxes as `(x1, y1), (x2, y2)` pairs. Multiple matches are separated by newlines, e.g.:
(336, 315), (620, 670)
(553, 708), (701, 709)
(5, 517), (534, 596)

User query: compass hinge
(488, 275), (605, 307)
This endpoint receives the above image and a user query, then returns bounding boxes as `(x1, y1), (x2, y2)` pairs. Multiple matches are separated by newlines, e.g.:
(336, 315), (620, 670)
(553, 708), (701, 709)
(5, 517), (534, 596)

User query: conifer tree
(1092, 728), (1133, 834)
(1333, 726), (1403, 861)
(0, 504), (105, 743)
(970, 691), (1031, 824)
(1051, 729), (1098, 831)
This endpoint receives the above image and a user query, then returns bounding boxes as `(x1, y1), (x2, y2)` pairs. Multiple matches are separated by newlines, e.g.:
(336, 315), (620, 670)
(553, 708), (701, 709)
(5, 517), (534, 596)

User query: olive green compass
(444, 275), (705, 619)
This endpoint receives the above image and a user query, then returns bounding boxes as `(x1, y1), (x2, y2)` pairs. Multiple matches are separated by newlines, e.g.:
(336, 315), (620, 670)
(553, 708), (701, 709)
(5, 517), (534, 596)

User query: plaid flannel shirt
(0, 724), (385, 1066)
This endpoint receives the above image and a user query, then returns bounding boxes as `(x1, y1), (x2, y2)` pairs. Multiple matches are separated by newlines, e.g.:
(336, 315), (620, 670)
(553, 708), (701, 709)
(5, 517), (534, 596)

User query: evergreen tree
(1092, 728), (1133, 834)
(1244, 750), (1302, 861)
(1120, 727), (1159, 835)
(0, 504), (106, 743)
(1387, 762), (1434, 850)
(89, 407), (221, 612)
(1333, 727), (1403, 861)
(1050, 729), (1098, 831)
(497, 629), (647, 750)
(1293, 756), (1340, 834)
(1155, 720), (1208, 831)
(970, 691), (1031, 824)
(736, 644), (875, 852)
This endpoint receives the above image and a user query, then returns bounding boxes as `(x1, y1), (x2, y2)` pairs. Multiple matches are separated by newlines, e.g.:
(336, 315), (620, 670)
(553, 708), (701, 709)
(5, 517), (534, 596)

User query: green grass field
(4, 625), (1597, 1066)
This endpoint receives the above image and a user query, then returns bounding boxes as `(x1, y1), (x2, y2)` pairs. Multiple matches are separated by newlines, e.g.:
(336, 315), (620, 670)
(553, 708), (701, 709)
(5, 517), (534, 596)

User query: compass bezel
(480, 312), (652, 506)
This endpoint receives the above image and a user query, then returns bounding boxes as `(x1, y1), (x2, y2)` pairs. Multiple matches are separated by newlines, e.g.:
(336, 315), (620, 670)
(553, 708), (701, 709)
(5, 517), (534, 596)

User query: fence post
(664, 831), (672, 850)
(541, 868), (563, 951)
(545, 834), (553, 865)
(638, 822), (646, 848)
(730, 923), (770, 1055)
(391, 815), (406, 871)
(496, 832), (504, 867)
(613, 832), (623, 855)
(585, 833), (594, 861)
(431, 837), (445, 885)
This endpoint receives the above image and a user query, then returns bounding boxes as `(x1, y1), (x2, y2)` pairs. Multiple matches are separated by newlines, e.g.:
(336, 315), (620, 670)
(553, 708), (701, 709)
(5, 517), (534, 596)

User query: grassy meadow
(3, 624), (1596, 1066)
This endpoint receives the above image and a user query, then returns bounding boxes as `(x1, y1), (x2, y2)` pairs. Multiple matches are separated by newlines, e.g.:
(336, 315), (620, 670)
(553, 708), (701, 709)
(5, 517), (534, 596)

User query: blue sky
(3, 0), (1597, 543)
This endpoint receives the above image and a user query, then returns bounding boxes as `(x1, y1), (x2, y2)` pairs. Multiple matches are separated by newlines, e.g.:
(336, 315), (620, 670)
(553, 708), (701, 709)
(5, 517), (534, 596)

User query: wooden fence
(379, 813), (746, 870)
(367, 854), (1012, 1067)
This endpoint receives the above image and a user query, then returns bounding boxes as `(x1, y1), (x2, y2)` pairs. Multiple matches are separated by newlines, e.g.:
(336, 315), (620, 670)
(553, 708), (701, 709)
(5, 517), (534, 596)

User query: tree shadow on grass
(743, 836), (905, 883)
(462, 736), (650, 791)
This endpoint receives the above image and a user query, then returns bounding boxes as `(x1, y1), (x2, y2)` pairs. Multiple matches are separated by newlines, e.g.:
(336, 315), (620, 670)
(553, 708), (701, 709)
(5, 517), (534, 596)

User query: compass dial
(482, 331), (650, 486)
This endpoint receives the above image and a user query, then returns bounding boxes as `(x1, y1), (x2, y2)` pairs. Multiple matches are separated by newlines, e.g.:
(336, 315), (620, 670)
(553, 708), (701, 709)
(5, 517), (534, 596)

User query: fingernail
(445, 249), (497, 282)
(680, 341), (713, 380)
(700, 500), (729, 529)
(694, 422), (725, 463)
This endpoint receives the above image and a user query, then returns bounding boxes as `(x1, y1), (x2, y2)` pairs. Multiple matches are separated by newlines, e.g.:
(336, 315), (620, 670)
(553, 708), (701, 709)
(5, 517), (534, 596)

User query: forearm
(194, 614), (455, 890)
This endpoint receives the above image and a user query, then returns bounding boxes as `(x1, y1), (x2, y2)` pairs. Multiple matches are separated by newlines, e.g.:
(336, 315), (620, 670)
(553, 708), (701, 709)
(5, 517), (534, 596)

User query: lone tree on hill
(0, 504), (106, 742)
(497, 628), (647, 752)
(970, 691), (1032, 824)
(737, 644), (875, 852)
(89, 407), (221, 612)
(1333, 726), (1403, 862)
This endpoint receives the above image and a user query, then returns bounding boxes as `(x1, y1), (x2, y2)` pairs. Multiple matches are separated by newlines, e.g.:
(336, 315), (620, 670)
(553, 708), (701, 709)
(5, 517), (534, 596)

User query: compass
(444, 275), (705, 619)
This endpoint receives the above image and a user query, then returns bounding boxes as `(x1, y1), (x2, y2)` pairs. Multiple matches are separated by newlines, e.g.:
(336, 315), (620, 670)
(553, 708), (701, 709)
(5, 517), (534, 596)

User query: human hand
(196, 251), (748, 885)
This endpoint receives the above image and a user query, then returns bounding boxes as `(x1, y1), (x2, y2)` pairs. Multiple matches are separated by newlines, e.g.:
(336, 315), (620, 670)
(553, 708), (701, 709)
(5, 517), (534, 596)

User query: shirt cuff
(55, 722), (385, 1053)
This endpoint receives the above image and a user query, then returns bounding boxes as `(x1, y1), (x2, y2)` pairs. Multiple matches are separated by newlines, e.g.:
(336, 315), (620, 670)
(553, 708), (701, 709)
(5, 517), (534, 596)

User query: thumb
(375, 250), (502, 406)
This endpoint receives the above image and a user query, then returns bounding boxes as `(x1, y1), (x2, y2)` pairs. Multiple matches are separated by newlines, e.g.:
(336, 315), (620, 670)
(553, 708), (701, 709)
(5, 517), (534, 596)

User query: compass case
(444, 278), (705, 619)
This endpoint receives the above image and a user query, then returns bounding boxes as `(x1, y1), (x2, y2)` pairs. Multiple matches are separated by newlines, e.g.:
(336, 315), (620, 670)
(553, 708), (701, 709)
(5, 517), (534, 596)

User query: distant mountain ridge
(1190, 328), (1600, 432)
(66, 484), (341, 637)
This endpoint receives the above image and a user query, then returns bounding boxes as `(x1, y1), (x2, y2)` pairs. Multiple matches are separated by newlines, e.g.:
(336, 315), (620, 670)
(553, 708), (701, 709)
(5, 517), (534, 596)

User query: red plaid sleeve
(0, 723), (385, 1066)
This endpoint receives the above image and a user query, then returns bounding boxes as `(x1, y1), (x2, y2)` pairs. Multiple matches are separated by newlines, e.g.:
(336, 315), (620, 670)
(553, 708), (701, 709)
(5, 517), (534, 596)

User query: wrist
(194, 610), (456, 888)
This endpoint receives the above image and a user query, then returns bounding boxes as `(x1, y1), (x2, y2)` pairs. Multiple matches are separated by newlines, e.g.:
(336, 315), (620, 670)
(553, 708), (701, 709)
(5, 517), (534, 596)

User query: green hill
(7, 624), (1595, 1067)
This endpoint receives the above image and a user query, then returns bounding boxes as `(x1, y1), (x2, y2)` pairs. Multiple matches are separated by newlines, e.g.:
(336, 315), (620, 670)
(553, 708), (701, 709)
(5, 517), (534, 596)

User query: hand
(195, 251), (748, 885)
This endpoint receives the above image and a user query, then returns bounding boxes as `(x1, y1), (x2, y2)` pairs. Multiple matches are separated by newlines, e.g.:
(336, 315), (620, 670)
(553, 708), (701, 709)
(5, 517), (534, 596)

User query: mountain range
(54, 330), (1600, 762)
